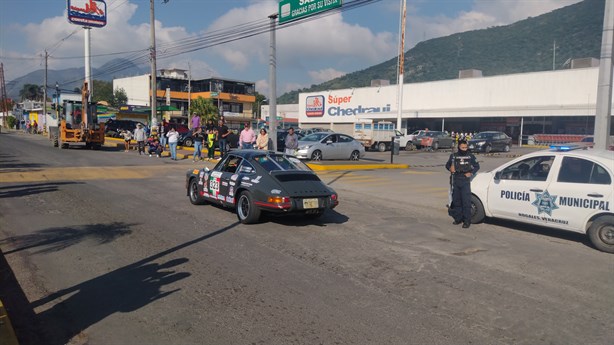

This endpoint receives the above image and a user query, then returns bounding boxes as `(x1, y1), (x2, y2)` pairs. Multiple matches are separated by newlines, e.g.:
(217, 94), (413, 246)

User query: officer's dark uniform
(445, 149), (480, 227)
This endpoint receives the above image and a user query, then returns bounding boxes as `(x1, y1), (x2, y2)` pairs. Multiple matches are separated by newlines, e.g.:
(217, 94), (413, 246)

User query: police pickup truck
(470, 144), (614, 253)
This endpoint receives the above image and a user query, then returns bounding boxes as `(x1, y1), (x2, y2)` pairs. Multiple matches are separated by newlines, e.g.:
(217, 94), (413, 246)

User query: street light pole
(55, 82), (60, 119)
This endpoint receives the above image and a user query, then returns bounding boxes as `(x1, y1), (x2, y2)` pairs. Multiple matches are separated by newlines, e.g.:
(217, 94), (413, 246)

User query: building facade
(114, 69), (256, 125)
(288, 65), (611, 142)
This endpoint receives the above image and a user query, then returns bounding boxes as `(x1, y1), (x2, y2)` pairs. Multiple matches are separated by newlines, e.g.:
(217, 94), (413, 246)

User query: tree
(112, 88), (128, 108)
(190, 97), (218, 123)
(92, 80), (113, 104)
(6, 115), (17, 129)
(19, 84), (43, 101)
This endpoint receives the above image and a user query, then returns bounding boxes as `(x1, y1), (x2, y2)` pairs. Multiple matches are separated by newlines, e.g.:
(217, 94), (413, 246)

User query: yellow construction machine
(51, 81), (105, 149)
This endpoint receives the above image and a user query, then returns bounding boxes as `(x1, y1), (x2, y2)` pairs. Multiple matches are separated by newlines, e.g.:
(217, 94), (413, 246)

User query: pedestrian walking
(32, 120), (38, 134)
(192, 127), (204, 162)
(166, 127), (180, 160)
(239, 122), (256, 149)
(191, 112), (201, 130)
(445, 140), (480, 228)
(284, 127), (299, 155)
(134, 123), (147, 155)
(121, 129), (132, 152)
(256, 128), (269, 150)
(206, 129), (216, 161)
(160, 118), (167, 148)
(216, 119), (230, 156)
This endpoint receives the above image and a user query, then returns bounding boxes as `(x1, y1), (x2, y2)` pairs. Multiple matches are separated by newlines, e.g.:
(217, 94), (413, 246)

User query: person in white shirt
(166, 127), (180, 160)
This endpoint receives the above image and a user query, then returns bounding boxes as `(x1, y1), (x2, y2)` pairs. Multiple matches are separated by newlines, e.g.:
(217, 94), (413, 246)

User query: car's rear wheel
(189, 178), (206, 205)
(471, 195), (486, 224)
(377, 142), (386, 152)
(350, 150), (360, 161)
(236, 191), (261, 224)
(485, 145), (492, 153)
(504, 144), (510, 152)
(588, 215), (614, 253)
(311, 150), (322, 161)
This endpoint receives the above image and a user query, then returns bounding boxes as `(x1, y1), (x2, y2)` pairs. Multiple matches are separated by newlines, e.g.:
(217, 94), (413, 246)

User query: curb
(0, 300), (19, 345)
(306, 163), (409, 171)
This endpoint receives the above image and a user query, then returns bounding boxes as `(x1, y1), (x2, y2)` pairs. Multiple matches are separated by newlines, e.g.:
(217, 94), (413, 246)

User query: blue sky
(0, 0), (581, 96)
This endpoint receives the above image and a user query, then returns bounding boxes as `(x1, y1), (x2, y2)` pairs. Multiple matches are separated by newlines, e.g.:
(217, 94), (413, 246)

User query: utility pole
(187, 61), (191, 122)
(0, 63), (8, 128)
(594, 0), (613, 150)
(43, 50), (48, 131)
(268, 13), (278, 151)
(150, 0), (157, 126)
(552, 40), (557, 71)
(396, 0), (407, 131)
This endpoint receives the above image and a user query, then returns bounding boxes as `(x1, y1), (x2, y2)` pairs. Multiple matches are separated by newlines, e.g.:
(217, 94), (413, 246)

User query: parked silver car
(295, 132), (365, 161)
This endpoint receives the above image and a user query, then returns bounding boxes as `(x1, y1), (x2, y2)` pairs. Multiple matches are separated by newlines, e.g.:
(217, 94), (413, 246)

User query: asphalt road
(1, 131), (612, 345)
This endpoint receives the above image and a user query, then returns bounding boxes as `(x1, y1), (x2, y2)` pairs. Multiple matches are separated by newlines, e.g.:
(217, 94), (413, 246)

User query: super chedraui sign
(306, 95), (391, 117)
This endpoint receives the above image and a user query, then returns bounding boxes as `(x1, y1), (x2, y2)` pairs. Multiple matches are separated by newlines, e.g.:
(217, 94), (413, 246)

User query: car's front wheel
(432, 141), (439, 150)
(189, 178), (206, 205)
(183, 138), (193, 147)
(311, 150), (322, 161)
(350, 150), (360, 161)
(504, 144), (510, 152)
(405, 142), (415, 151)
(485, 145), (492, 153)
(236, 191), (261, 224)
(471, 195), (486, 224)
(588, 215), (614, 253)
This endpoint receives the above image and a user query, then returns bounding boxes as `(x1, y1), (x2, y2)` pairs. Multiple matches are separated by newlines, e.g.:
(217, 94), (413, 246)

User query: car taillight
(331, 194), (338, 201)
(268, 196), (290, 204)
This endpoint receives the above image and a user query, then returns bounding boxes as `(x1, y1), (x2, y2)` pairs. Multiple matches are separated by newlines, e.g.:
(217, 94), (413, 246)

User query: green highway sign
(278, 0), (342, 24)
(210, 92), (219, 97)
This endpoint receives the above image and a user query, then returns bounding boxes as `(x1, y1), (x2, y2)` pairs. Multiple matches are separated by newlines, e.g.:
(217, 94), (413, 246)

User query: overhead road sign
(279, 0), (343, 24)
(67, 0), (107, 28)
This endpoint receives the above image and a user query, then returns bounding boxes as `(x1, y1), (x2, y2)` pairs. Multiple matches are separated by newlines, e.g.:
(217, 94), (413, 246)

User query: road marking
(401, 170), (436, 175)
(0, 166), (178, 183)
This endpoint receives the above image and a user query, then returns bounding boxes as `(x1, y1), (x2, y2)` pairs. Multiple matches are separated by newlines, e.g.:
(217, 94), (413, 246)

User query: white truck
(353, 120), (414, 152)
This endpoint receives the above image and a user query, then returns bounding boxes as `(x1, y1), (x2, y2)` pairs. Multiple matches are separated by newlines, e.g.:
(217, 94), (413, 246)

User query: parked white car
(470, 145), (614, 253)
(295, 132), (365, 161)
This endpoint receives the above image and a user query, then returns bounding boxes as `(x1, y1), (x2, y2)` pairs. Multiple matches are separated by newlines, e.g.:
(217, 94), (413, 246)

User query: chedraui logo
(306, 96), (325, 117)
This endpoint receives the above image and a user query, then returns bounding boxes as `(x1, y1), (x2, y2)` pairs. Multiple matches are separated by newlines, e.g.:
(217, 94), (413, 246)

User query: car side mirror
(494, 171), (501, 181)
(326, 140), (333, 144)
(205, 167), (210, 172)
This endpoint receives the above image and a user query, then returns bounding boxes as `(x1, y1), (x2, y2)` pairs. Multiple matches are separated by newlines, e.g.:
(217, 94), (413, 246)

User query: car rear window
(254, 154), (311, 172)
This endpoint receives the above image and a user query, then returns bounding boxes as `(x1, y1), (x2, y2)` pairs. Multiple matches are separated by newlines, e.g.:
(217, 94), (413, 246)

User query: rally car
(186, 150), (338, 224)
(470, 144), (614, 253)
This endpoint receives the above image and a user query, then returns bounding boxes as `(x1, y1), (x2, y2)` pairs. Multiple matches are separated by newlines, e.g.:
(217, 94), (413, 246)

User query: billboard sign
(305, 95), (325, 117)
(67, 0), (107, 28)
(279, 0), (342, 24)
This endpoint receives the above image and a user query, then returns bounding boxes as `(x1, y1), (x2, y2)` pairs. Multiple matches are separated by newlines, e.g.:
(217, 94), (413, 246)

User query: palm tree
(191, 96), (218, 123)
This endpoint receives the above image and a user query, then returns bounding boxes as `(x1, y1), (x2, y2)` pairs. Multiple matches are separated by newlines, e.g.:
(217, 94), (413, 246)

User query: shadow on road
(268, 209), (349, 227)
(0, 222), (134, 255)
(0, 181), (82, 199)
(16, 221), (239, 345)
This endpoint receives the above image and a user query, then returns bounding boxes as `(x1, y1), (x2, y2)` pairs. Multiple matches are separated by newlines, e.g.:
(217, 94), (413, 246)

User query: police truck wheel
(53, 134), (59, 147)
(350, 150), (360, 161)
(588, 215), (614, 253)
(377, 142), (386, 152)
(236, 191), (261, 224)
(311, 150), (322, 161)
(470, 195), (486, 224)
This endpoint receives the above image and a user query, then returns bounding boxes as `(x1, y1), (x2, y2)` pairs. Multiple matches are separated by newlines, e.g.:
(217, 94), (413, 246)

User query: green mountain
(278, 0), (604, 104)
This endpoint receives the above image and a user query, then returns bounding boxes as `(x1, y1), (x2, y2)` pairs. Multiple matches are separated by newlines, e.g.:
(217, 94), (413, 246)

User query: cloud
(308, 68), (346, 84)
(406, 0), (582, 48)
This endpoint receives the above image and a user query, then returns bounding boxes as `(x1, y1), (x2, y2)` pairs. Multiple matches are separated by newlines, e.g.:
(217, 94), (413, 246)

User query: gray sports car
(186, 150), (339, 224)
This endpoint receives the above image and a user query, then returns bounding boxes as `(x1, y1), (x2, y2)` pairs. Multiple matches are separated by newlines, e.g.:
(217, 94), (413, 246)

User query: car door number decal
(209, 177), (220, 194)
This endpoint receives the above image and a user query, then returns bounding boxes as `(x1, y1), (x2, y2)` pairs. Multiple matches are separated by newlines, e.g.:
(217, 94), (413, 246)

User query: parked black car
(104, 119), (147, 137)
(468, 131), (512, 153)
(276, 130), (305, 152)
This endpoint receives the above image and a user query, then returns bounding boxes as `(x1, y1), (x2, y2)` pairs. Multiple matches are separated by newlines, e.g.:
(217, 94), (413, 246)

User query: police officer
(445, 140), (480, 228)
